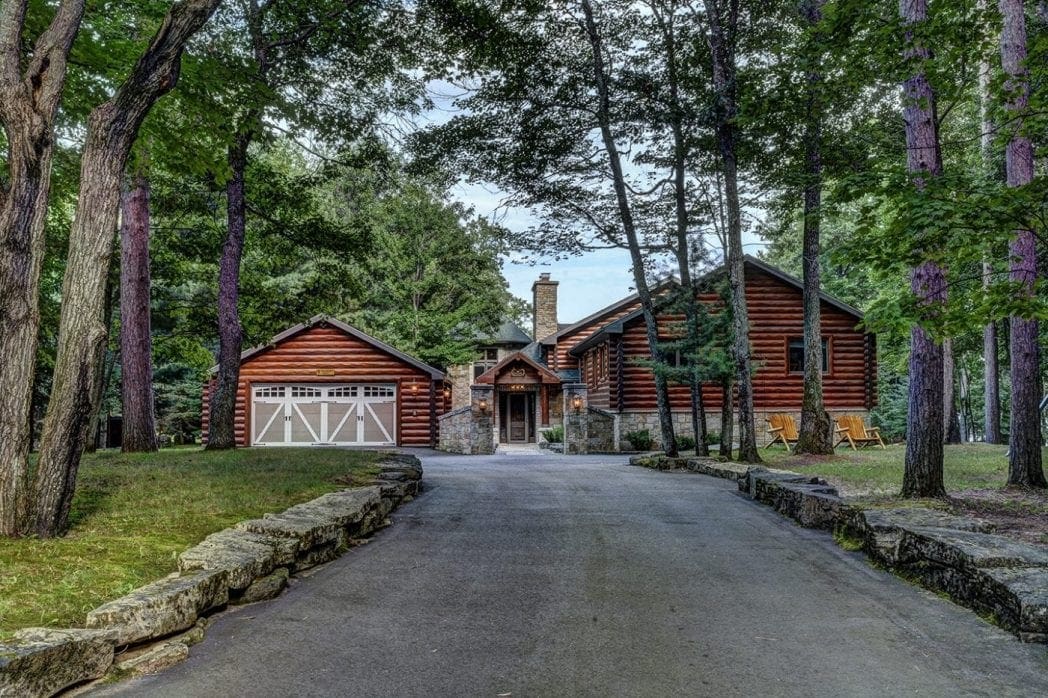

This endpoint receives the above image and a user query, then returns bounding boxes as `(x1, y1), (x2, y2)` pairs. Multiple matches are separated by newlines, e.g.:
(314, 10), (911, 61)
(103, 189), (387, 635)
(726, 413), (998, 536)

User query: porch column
(563, 382), (589, 455)
(469, 384), (495, 455)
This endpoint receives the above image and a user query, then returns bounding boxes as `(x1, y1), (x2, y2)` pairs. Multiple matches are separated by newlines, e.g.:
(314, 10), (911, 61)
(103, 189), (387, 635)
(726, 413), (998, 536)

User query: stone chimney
(532, 272), (559, 341)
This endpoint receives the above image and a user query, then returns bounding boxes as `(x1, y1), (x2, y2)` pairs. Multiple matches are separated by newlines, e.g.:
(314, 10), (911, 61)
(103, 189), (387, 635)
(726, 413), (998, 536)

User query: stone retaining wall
(0, 455), (423, 698)
(630, 454), (1048, 644)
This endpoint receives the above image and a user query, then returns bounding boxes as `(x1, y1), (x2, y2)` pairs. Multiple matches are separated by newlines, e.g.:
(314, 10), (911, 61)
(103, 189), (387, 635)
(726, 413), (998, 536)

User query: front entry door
(508, 393), (529, 442)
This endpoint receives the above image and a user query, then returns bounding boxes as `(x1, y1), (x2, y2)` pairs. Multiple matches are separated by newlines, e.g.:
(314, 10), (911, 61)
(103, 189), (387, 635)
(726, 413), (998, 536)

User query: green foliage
(352, 181), (511, 367)
(645, 275), (735, 391)
(870, 374), (908, 443)
(624, 429), (653, 451)
(676, 435), (696, 451)
(542, 426), (564, 443)
(136, 139), (518, 439)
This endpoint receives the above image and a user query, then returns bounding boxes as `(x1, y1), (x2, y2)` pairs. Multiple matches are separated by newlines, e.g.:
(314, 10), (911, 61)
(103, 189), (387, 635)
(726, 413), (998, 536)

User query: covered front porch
(476, 352), (563, 446)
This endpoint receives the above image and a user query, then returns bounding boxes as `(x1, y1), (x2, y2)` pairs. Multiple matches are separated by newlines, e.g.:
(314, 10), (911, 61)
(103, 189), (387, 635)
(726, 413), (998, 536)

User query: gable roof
(474, 350), (562, 385)
(567, 257), (867, 357)
(213, 314), (445, 379)
(742, 255), (865, 319)
(540, 275), (679, 345)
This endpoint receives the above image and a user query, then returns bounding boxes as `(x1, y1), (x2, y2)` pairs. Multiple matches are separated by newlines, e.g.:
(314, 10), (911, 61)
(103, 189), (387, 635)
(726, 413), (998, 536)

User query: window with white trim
(291, 386), (322, 398)
(363, 385), (395, 398)
(255, 386), (286, 398)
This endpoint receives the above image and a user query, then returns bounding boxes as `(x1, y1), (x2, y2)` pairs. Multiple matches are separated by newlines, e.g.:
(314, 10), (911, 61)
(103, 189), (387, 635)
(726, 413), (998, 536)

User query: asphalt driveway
(95, 451), (1048, 697)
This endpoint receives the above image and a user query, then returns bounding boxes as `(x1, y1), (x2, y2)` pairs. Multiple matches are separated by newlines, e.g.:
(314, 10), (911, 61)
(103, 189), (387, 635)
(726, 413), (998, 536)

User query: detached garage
(202, 315), (446, 447)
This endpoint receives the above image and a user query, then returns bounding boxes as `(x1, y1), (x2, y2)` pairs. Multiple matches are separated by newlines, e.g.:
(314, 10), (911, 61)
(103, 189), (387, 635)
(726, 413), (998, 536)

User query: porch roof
(474, 351), (563, 385)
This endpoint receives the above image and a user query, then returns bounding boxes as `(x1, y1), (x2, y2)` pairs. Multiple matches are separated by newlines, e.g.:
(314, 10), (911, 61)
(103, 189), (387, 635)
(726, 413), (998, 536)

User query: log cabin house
(202, 256), (875, 451)
(442, 255), (876, 452)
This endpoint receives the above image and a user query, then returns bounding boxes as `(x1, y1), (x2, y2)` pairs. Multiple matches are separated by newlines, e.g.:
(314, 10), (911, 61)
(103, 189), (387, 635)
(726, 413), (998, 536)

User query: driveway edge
(631, 454), (1048, 644)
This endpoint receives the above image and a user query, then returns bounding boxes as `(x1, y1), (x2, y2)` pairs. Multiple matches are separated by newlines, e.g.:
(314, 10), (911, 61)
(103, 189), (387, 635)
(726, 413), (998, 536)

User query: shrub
(676, 435), (696, 451)
(624, 429), (653, 451)
(705, 431), (721, 446)
(542, 425), (564, 443)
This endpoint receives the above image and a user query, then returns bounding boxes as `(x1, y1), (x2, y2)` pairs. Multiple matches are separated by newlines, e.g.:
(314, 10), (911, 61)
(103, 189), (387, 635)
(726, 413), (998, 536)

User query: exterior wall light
(571, 395), (584, 412)
(478, 398), (489, 412)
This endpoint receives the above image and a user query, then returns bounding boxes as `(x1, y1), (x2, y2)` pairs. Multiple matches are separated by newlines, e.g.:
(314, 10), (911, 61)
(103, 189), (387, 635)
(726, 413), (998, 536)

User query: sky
(454, 180), (772, 326)
(427, 82), (772, 327)
(453, 181), (639, 324)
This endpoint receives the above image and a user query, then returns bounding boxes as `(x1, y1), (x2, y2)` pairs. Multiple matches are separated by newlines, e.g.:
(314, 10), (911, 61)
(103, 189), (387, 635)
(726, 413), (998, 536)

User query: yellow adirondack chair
(834, 415), (886, 450)
(766, 413), (799, 451)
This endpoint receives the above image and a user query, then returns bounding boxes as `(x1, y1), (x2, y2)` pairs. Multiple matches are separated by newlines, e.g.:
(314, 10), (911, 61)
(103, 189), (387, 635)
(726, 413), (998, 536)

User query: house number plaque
(316, 369), (336, 376)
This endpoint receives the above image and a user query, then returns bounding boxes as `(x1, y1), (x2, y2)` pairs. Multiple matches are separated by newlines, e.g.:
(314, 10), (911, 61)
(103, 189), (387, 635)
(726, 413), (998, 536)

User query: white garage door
(251, 384), (397, 446)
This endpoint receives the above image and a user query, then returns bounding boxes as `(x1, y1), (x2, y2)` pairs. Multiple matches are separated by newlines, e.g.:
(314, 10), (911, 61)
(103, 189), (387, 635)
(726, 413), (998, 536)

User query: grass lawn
(0, 447), (381, 635)
(760, 443), (1048, 546)
(759, 443), (1024, 496)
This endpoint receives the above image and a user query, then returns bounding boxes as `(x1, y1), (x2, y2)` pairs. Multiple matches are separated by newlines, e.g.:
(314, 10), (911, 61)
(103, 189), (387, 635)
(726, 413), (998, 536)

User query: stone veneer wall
(617, 408), (873, 450)
(562, 383), (588, 455)
(437, 385), (495, 455)
(447, 364), (472, 411)
(586, 407), (616, 452)
(437, 406), (473, 454)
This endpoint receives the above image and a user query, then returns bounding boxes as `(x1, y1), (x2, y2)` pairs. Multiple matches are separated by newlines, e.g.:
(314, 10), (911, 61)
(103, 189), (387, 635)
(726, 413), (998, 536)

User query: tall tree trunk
(691, 380), (708, 456)
(795, 0), (833, 455)
(654, 3), (705, 457)
(979, 0), (1003, 444)
(0, 0), (85, 536)
(86, 269), (118, 453)
(943, 339), (959, 442)
(719, 376), (733, 458)
(984, 307), (1001, 443)
(206, 132), (251, 449)
(207, 0), (270, 450)
(703, 0), (759, 463)
(943, 339), (961, 444)
(119, 171), (158, 452)
(900, 0), (947, 498)
(1000, 0), (1046, 487)
(581, 0), (676, 455)
(34, 0), (222, 537)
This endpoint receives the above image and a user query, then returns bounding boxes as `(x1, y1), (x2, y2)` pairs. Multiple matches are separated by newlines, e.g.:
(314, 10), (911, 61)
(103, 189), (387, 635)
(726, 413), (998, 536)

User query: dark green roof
(478, 319), (532, 346)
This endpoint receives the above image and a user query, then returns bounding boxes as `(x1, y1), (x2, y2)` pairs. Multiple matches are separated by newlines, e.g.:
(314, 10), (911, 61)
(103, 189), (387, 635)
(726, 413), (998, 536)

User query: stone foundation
(617, 408), (873, 450)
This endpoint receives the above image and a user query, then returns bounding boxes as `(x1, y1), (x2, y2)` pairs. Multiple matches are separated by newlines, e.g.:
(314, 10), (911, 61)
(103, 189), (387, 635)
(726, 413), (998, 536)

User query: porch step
(495, 443), (543, 455)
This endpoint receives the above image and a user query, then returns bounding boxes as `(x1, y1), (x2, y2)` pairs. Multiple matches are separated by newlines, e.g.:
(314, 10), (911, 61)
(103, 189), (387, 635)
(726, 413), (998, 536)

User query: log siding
(586, 266), (874, 412)
(202, 324), (444, 447)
